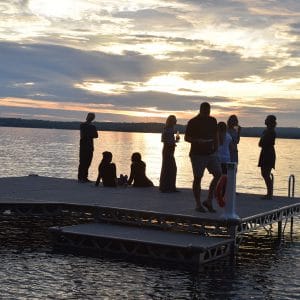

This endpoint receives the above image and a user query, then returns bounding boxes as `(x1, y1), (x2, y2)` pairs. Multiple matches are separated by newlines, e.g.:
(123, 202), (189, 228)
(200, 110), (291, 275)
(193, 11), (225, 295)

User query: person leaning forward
(185, 102), (222, 213)
(78, 112), (98, 183)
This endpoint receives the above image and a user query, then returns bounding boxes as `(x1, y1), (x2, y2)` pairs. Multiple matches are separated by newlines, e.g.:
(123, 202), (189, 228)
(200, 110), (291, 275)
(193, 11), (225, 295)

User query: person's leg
(159, 146), (173, 192)
(192, 175), (203, 208)
(204, 155), (222, 212)
(84, 150), (93, 181)
(261, 166), (273, 198)
(190, 155), (206, 211)
(78, 148), (85, 181)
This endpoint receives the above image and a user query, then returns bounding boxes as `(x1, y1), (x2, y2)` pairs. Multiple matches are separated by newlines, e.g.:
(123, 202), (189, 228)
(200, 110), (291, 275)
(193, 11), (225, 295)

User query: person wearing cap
(78, 112), (98, 183)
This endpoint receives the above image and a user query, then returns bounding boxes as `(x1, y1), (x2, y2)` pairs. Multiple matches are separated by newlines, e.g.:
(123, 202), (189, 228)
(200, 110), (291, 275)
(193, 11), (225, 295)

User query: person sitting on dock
(78, 112), (98, 183)
(95, 151), (117, 187)
(128, 152), (154, 187)
(258, 115), (277, 200)
(185, 102), (222, 213)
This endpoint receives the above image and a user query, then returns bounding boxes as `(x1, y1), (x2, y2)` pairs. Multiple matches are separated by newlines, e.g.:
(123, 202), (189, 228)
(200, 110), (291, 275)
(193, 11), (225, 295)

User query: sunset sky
(0, 0), (299, 126)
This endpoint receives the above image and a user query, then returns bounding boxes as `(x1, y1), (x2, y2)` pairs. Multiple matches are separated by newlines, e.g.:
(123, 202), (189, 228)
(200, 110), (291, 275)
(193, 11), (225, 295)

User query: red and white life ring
(215, 175), (227, 207)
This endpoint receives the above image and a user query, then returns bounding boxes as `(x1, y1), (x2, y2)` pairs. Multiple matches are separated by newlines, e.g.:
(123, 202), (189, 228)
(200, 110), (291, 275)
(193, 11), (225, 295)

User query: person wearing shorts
(185, 102), (222, 212)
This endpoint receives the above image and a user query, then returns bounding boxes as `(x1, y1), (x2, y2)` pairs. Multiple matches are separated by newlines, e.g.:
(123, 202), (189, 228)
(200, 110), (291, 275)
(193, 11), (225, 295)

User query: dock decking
(49, 223), (234, 264)
(0, 176), (299, 264)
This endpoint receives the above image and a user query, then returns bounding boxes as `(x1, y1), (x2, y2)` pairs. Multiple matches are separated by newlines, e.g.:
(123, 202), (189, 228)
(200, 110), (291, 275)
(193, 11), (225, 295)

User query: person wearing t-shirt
(185, 102), (222, 213)
(78, 112), (98, 183)
(217, 122), (233, 174)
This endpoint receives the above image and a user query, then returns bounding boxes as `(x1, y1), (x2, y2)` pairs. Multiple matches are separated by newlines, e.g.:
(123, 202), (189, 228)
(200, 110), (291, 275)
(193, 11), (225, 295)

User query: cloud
(0, 41), (161, 99)
(171, 49), (272, 81)
(115, 8), (193, 31)
(0, 1), (299, 126)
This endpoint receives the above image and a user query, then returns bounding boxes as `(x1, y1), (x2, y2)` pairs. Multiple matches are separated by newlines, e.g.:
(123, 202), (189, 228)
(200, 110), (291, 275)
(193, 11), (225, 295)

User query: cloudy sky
(0, 0), (299, 126)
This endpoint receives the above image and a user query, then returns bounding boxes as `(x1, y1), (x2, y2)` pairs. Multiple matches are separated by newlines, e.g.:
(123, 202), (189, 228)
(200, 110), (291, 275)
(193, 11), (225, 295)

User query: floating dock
(0, 176), (299, 265)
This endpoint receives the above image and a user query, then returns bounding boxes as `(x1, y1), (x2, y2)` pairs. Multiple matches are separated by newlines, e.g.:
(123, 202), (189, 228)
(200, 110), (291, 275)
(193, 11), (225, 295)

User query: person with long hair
(227, 115), (241, 164)
(128, 152), (154, 187)
(217, 122), (233, 174)
(95, 151), (117, 187)
(159, 115), (178, 193)
(258, 115), (277, 199)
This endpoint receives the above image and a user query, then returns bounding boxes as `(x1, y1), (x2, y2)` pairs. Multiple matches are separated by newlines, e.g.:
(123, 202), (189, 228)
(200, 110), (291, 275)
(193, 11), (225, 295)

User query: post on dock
(220, 162), (240, 257)
(221, 162), (240, 221)
(288, 174), (295, 235)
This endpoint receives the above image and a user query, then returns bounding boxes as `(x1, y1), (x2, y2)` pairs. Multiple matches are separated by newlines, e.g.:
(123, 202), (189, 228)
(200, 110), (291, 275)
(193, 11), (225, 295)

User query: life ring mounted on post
(215, 175), (227, 207)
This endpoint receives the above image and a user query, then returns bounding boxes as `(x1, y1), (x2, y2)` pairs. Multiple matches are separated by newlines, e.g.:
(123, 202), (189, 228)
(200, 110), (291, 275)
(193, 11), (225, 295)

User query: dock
(0, 176), (299, 265)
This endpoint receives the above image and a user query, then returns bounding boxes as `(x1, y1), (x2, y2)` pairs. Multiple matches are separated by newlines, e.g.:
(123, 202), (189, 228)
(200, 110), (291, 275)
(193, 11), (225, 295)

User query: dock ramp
(50, 223), (234, 264)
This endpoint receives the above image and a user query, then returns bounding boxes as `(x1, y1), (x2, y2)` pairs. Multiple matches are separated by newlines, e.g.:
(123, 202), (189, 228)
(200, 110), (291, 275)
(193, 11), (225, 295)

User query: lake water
(0, 127), (299, 299)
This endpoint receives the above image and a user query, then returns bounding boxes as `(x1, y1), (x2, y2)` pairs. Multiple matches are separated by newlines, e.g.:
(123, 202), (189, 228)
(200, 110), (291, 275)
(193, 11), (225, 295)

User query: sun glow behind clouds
(75, 72), (300, 104)
(0, 97), (182, 120)
(75, 81), (129, 95)
(28, 0), (82, 19)
(135, 73), (300, 100)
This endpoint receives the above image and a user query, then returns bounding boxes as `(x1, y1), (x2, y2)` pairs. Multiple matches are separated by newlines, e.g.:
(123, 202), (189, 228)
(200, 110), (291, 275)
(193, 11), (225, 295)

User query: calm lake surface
(0, 127), (299, 299)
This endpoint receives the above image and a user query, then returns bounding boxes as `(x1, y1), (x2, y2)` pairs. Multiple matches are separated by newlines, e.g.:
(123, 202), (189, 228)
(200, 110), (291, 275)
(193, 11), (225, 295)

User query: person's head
(227, 115), (238, 128)
(265, 115), (277, 128)
(86, 112), (95, 123)
(217, 121), (227, 133)
(166, 115), (177, 127)
(102, 151), (112, 163)
(217, 121), (227, 145)
(200, 102), (211, 116)
(131, 152), (142, 162)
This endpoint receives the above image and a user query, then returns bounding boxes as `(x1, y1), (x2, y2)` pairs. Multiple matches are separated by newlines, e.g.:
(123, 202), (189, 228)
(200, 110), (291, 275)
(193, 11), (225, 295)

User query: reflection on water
(1, 127), (299, 197)
(0, 127), (299, 299)
(0, 218), (298, 299)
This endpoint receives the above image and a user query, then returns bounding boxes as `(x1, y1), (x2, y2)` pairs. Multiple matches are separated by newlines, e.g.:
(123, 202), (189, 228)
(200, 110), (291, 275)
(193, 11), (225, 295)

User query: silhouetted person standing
(78, 112), (98, 183)
(227, 115), (241, 163)
(258, 115), (277, 199)
(159, 115), (178, 193)
(217, 121), (233, 174)
(185, 102), (221, 212)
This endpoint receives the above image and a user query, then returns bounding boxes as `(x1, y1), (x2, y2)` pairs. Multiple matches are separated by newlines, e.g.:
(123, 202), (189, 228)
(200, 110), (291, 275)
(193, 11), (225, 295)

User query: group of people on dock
(78, 113), (153, 188)
(78, 102), (277, 213)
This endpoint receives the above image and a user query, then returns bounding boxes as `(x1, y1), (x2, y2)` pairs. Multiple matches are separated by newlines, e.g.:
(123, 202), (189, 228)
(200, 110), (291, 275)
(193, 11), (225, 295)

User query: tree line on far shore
(0, 117), (299, 139)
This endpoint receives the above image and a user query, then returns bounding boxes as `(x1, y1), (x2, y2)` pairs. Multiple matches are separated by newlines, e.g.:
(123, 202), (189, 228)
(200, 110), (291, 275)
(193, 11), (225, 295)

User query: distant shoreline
(0, 117), (299, 139)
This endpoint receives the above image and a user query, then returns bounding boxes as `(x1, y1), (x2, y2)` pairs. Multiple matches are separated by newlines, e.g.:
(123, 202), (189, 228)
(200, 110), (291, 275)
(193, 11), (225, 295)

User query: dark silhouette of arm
(95, 164), (102, 186)
(127, 164), (134, 185)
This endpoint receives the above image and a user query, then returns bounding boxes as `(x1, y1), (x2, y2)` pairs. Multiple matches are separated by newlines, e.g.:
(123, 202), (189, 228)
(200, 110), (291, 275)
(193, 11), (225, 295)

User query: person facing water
(78, 112), (98, 183)
(227, 115), (241, 163)
(95, 151), (117, 187)
(159, 115), (178, 193)
(258, 115), (277, 200)
(128, 152), (154, 187)
(185, 102), (222, 213)
(217, 121), (233, 174)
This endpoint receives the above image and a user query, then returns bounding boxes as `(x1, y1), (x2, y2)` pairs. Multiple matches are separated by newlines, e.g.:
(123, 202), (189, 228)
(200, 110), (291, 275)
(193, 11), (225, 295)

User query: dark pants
(78, 148), (93, 181)
(159, 145), (177, 192)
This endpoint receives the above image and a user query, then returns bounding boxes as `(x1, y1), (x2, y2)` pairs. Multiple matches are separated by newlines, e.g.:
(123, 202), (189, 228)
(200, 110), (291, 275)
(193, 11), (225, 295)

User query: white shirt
(218, 133), (232, 163)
